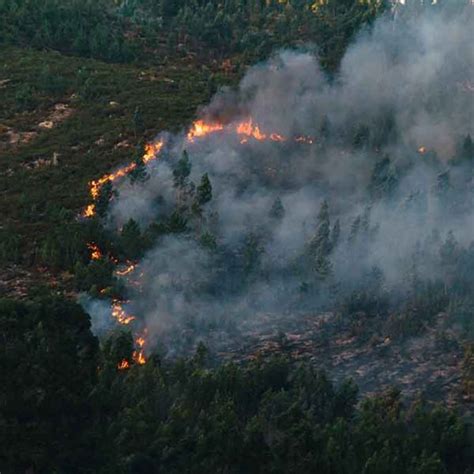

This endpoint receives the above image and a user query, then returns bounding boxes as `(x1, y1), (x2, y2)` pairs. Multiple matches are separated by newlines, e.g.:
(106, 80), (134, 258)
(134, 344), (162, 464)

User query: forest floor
(183, 310), (473, 418)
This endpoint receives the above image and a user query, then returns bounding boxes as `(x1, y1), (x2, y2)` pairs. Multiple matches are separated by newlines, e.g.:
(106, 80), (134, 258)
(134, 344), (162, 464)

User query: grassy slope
(0, 45), (236, 268)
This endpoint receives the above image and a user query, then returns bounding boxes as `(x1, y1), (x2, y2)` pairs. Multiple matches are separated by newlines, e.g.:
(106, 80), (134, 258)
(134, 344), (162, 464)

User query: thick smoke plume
(85, 8), (474, 354)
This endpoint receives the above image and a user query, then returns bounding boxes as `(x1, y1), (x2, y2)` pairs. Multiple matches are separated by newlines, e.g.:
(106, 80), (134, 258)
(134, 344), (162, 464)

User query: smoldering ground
(84, 7), (474, 354)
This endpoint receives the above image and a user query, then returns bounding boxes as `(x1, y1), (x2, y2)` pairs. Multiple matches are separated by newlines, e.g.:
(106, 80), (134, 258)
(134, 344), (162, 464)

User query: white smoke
(86, 7), (474, 349)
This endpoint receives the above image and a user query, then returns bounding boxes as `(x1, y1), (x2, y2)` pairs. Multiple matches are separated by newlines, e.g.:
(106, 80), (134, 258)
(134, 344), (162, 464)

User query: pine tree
(308, 200), (332, 279)
(96, 181), (115, 218)
(352, 124), (370, 149)
(434, 170), (451, 198)
(331, 219), (340, 250)
(132, 107), (144, 137)
(269, 197), (285, 220)
(192, 173), (213, 218)
(348, 215), (361, 244)
(120, 218), (143, 259)
(461, 134), (474, 162)
(309, 200), (331, 256)
(200, 231), (217, 251)
(196, 173), (212, 206)
(243, 233), (263, 276)
(129, 148), (149, 185)
(166, 211), (188, 234)
(439, 230), (459, 267)
(369, 155), (398, 201)
(320, 115), (331, 141)
(173, 150), (192, 188)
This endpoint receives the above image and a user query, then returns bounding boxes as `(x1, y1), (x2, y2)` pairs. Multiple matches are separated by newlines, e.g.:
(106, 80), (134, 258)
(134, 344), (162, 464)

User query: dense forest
(1, 0), (473, 473)
(0, 0), (386, 69)
(0, 296), (470, 473)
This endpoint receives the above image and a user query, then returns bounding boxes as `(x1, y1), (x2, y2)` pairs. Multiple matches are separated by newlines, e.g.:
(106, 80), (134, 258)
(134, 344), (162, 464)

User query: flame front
(187, 120), (224, 142)
(82, 139), (164, 218)
(111, 300), (136, 325)
(236, 118), (268, 141)
(184, 117), (315, 145)
(84, 117), (316, 369)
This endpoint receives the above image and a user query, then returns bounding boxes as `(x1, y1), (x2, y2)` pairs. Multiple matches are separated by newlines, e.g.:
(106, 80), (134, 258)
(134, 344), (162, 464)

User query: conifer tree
(331, 218), (340, 250)
(130, 148), (149, 185)
(173, 150), (192, 188)
(309, 200), (332, 278)
(120, 218), (143, 259)
(269, 196), (285, 220)
(132, 106), (144, 137)
(196, 173), (212, 206)
(96, 181), (115, 218)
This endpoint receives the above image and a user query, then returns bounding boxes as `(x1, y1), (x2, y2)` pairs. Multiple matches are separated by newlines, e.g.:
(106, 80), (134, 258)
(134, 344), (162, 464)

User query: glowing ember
(111, 300), (135, 325)
(187, 120), (224, 141)
(270, 133), (285, 142)
(115, 263), (136, 277)
(87, 243), (102, 260)
(295, 135), (314, 144)
(117, 359), (130, 370)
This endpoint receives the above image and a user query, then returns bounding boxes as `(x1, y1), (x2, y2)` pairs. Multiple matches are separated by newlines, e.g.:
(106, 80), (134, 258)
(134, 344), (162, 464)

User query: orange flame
(111, 300), (136, 325)
(185, 117), (316, 145)
(132, 330), (148, 365)
(143, 141), (164, 164)
(236, 118), (268, 141)
(82, 139), (164, 218)
(83, 204), (96, 217)
(87, 243), (102, 260)
(118, 359), (130, 370)
(187, 120), (224, 141)
(133, 350), (146, 365)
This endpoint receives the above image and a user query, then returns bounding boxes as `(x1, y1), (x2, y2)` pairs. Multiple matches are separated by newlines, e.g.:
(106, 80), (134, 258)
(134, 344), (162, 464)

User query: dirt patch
(0, 103), (74, 150)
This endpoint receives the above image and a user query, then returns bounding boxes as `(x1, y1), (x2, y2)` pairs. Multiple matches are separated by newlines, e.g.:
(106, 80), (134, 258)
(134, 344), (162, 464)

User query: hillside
(1, 1), (474, 473)
(0, 44), (234, 293)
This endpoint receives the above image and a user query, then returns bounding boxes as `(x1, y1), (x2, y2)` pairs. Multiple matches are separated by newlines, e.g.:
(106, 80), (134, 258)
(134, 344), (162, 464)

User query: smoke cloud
(86, 8), (474, 355)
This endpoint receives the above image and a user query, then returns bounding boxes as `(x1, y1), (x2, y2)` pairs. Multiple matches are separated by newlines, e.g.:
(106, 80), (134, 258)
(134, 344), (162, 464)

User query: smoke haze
(85, 8), (474, 352)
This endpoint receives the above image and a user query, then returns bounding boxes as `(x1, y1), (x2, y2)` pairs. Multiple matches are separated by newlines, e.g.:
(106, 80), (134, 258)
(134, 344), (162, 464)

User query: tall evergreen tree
(96, 181), (115, 218)
(269, 196), (285, 220)
(309, 200), (332, 278)
(132, 106), (144, 137)
(196, 173), (213, 206)
(173, 150), (192, 188)
(120, 218), (144, 259)
(369, 155), (398, 201)
(129, 148), (149, 185)
(331, 219), (340, 250)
